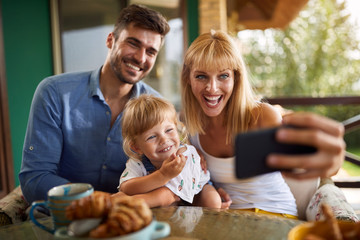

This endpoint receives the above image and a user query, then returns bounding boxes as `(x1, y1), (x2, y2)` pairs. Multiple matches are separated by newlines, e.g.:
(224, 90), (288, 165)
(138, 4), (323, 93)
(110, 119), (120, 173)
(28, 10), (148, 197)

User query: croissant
(66, 191), (153, 238)
(89, 196), (153, 238)
(66, 191), (112, 220)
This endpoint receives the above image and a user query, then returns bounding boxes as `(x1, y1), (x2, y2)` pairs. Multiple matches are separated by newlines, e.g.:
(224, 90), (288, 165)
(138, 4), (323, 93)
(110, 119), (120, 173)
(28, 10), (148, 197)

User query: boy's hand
(159, 151), (187, 180)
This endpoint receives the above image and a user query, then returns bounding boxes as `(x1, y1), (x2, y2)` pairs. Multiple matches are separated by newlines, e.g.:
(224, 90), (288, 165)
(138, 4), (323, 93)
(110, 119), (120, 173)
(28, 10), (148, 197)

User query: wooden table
(0, 206), (303, 240)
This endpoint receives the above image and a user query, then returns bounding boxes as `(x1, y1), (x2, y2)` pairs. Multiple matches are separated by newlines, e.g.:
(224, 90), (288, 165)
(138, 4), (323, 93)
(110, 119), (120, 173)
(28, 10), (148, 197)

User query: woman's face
(189, 67), (234, 118)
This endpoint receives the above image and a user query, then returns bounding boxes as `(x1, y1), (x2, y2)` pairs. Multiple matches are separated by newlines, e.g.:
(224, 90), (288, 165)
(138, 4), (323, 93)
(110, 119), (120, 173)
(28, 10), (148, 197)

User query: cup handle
(150, 221), (171, 239)
(29, 200), (55, 234)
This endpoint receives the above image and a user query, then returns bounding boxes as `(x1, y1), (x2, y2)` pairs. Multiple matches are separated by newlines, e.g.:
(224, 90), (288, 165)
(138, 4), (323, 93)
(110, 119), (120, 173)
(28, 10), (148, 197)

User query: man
(19, 4), (171, 204)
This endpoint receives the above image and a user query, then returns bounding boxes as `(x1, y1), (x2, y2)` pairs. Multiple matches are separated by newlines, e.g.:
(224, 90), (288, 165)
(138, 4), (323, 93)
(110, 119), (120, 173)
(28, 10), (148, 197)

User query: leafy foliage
(236, 0), (360, 148)
(238, 0), (360, 98)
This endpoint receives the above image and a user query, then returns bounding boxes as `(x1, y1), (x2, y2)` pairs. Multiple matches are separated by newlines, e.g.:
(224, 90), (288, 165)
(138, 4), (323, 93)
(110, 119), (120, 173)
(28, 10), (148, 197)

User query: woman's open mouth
(204, 95), (222, 107)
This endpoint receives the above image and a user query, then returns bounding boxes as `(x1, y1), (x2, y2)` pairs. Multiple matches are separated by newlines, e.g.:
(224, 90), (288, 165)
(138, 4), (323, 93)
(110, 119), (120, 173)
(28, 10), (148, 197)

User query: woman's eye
(196, 75), (207, 80)
(219, 74), (229, 79)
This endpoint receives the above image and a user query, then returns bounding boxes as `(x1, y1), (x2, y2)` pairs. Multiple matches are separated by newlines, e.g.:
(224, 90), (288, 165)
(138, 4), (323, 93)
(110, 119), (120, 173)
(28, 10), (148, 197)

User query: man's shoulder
(44, 70), (93, 84)
(38, 70), (95, 92)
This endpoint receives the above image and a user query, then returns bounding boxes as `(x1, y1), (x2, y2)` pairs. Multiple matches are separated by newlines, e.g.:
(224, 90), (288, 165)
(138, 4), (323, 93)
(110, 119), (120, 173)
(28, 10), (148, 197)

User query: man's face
(108, 23), (162, 84)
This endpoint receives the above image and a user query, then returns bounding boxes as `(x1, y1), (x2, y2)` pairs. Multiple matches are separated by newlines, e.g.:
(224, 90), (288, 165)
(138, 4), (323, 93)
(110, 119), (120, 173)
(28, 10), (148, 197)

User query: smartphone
(235, 126), (317, 179)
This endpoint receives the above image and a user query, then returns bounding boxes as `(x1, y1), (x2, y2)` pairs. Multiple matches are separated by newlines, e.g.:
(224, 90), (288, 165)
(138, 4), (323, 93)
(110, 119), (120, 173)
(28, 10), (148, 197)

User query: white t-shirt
(119, 144), (210, 203)
(190, 134), (298, 216)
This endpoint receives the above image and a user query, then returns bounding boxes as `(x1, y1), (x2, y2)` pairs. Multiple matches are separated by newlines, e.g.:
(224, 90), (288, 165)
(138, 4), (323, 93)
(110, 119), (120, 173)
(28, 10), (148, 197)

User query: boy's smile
(132, 118), (180, 169)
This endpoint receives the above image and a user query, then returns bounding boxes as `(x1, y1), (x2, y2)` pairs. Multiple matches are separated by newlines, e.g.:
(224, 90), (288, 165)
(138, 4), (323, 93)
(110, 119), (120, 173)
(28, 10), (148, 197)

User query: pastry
(66, 191), (112, 220)
(65, 192), (153, 238)
(89, 196), (152, 238)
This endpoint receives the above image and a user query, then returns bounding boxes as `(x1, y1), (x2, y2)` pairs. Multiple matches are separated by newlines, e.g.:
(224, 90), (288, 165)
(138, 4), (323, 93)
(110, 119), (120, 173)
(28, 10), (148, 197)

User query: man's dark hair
(113, 4), (170, 42)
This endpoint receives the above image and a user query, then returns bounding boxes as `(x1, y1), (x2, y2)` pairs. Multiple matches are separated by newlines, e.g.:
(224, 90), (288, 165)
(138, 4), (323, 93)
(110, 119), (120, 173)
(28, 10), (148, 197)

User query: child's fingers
(176, 146), (187, 156)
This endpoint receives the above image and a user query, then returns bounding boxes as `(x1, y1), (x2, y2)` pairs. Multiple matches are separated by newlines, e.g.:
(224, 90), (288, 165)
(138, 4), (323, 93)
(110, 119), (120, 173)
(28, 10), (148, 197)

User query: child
(118, 95), (221, 208)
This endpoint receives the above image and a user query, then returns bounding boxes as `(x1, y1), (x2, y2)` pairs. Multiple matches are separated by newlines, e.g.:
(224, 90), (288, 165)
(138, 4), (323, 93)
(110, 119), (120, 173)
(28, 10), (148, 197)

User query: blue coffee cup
(29, 183), (94, 234)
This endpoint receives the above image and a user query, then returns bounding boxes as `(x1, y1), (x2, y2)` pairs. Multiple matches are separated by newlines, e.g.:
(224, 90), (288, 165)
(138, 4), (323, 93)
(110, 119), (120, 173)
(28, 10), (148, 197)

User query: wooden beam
(265, 96), (360, 106)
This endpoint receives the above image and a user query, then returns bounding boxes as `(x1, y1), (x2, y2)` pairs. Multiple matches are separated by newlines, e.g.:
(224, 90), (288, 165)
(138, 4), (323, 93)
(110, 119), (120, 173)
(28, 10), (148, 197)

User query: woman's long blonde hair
(181, 30), (260, 143)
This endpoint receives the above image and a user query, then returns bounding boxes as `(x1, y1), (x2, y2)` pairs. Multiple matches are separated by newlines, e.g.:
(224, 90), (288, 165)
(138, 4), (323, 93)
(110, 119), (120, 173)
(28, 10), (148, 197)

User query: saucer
(54, 220), (170, 240)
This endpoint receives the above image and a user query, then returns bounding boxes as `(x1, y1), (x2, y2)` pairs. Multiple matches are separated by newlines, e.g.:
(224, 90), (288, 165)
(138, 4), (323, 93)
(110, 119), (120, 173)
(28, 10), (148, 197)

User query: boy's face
(132, 118), (180, 167)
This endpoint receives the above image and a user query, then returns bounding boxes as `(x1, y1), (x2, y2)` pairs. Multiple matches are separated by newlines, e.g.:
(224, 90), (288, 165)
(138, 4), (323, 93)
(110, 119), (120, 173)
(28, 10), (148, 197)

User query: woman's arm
(256, 103), (283, 128)
(267, 112), (345, 179)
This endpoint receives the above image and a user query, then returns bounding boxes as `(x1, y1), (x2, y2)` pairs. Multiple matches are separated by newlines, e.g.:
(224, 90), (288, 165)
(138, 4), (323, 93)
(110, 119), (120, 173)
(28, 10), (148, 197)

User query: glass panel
(129, 0), (183, 109)
(58, 0), (126, 73)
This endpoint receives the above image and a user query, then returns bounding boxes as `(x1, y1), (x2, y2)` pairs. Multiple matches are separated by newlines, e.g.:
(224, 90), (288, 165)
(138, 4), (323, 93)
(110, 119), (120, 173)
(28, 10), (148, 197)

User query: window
(51, 0), (184, 109)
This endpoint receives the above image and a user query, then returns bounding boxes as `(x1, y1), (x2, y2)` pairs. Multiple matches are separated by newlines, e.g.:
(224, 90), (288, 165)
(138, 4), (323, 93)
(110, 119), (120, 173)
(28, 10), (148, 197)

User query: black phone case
(235, 126), (317, 179)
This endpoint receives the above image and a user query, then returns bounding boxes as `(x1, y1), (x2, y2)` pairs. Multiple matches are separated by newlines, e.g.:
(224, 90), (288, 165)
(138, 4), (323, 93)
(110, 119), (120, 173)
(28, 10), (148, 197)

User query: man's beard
(109, 53), (149, 85)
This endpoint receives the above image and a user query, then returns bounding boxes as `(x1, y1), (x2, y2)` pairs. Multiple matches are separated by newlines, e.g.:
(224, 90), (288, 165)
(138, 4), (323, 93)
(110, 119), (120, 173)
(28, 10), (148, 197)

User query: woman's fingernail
(267, 156), (277, 165)
(277, 129), (286, 140)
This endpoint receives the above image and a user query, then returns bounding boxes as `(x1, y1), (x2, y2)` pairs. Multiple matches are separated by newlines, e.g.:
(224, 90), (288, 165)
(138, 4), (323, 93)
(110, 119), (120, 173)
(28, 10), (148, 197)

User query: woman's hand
(267, 112), (346, 179)
(194, 147), (207, 173)
(217, 187), (232, 209)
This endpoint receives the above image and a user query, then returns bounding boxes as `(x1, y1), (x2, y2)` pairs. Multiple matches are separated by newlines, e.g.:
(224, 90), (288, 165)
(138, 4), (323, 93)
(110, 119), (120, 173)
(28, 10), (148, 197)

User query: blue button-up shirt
(19, 67), (161, 203)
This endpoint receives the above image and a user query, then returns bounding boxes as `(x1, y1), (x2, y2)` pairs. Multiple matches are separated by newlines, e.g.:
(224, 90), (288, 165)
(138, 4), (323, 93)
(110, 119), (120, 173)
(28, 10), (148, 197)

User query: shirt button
(106, 111), (110, 115)
(29, 146), (34, 150)
(107, 137), (111, 141)
(102, 165), (107, 170)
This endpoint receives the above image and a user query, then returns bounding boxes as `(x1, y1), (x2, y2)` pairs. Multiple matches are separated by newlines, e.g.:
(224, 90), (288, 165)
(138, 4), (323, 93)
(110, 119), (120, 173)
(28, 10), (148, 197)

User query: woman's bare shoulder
(255, 102), (282, 129)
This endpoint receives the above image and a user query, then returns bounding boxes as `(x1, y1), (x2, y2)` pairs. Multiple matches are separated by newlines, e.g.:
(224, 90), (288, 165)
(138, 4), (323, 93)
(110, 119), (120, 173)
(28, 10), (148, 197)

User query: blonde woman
(181, 30), (345, 217)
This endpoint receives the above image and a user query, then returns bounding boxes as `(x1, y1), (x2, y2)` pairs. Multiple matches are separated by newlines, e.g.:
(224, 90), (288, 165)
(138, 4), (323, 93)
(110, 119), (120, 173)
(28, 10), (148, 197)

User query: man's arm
(19, 78), (68, 203)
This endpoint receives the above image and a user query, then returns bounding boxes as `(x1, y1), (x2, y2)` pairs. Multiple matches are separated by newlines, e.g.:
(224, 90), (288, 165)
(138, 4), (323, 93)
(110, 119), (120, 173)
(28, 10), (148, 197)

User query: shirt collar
(89, 66), (142, 101)
(129, 81), (141, 99)
(89, 67), (103, 99)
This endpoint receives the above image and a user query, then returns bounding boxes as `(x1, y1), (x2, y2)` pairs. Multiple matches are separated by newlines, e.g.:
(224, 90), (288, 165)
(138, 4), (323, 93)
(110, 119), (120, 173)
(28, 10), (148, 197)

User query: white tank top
(190, 134), (298, 216)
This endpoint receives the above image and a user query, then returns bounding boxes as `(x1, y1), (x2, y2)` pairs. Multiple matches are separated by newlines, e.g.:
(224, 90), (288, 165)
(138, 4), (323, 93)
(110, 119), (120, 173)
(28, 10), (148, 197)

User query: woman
(180, 30), (345, 213)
